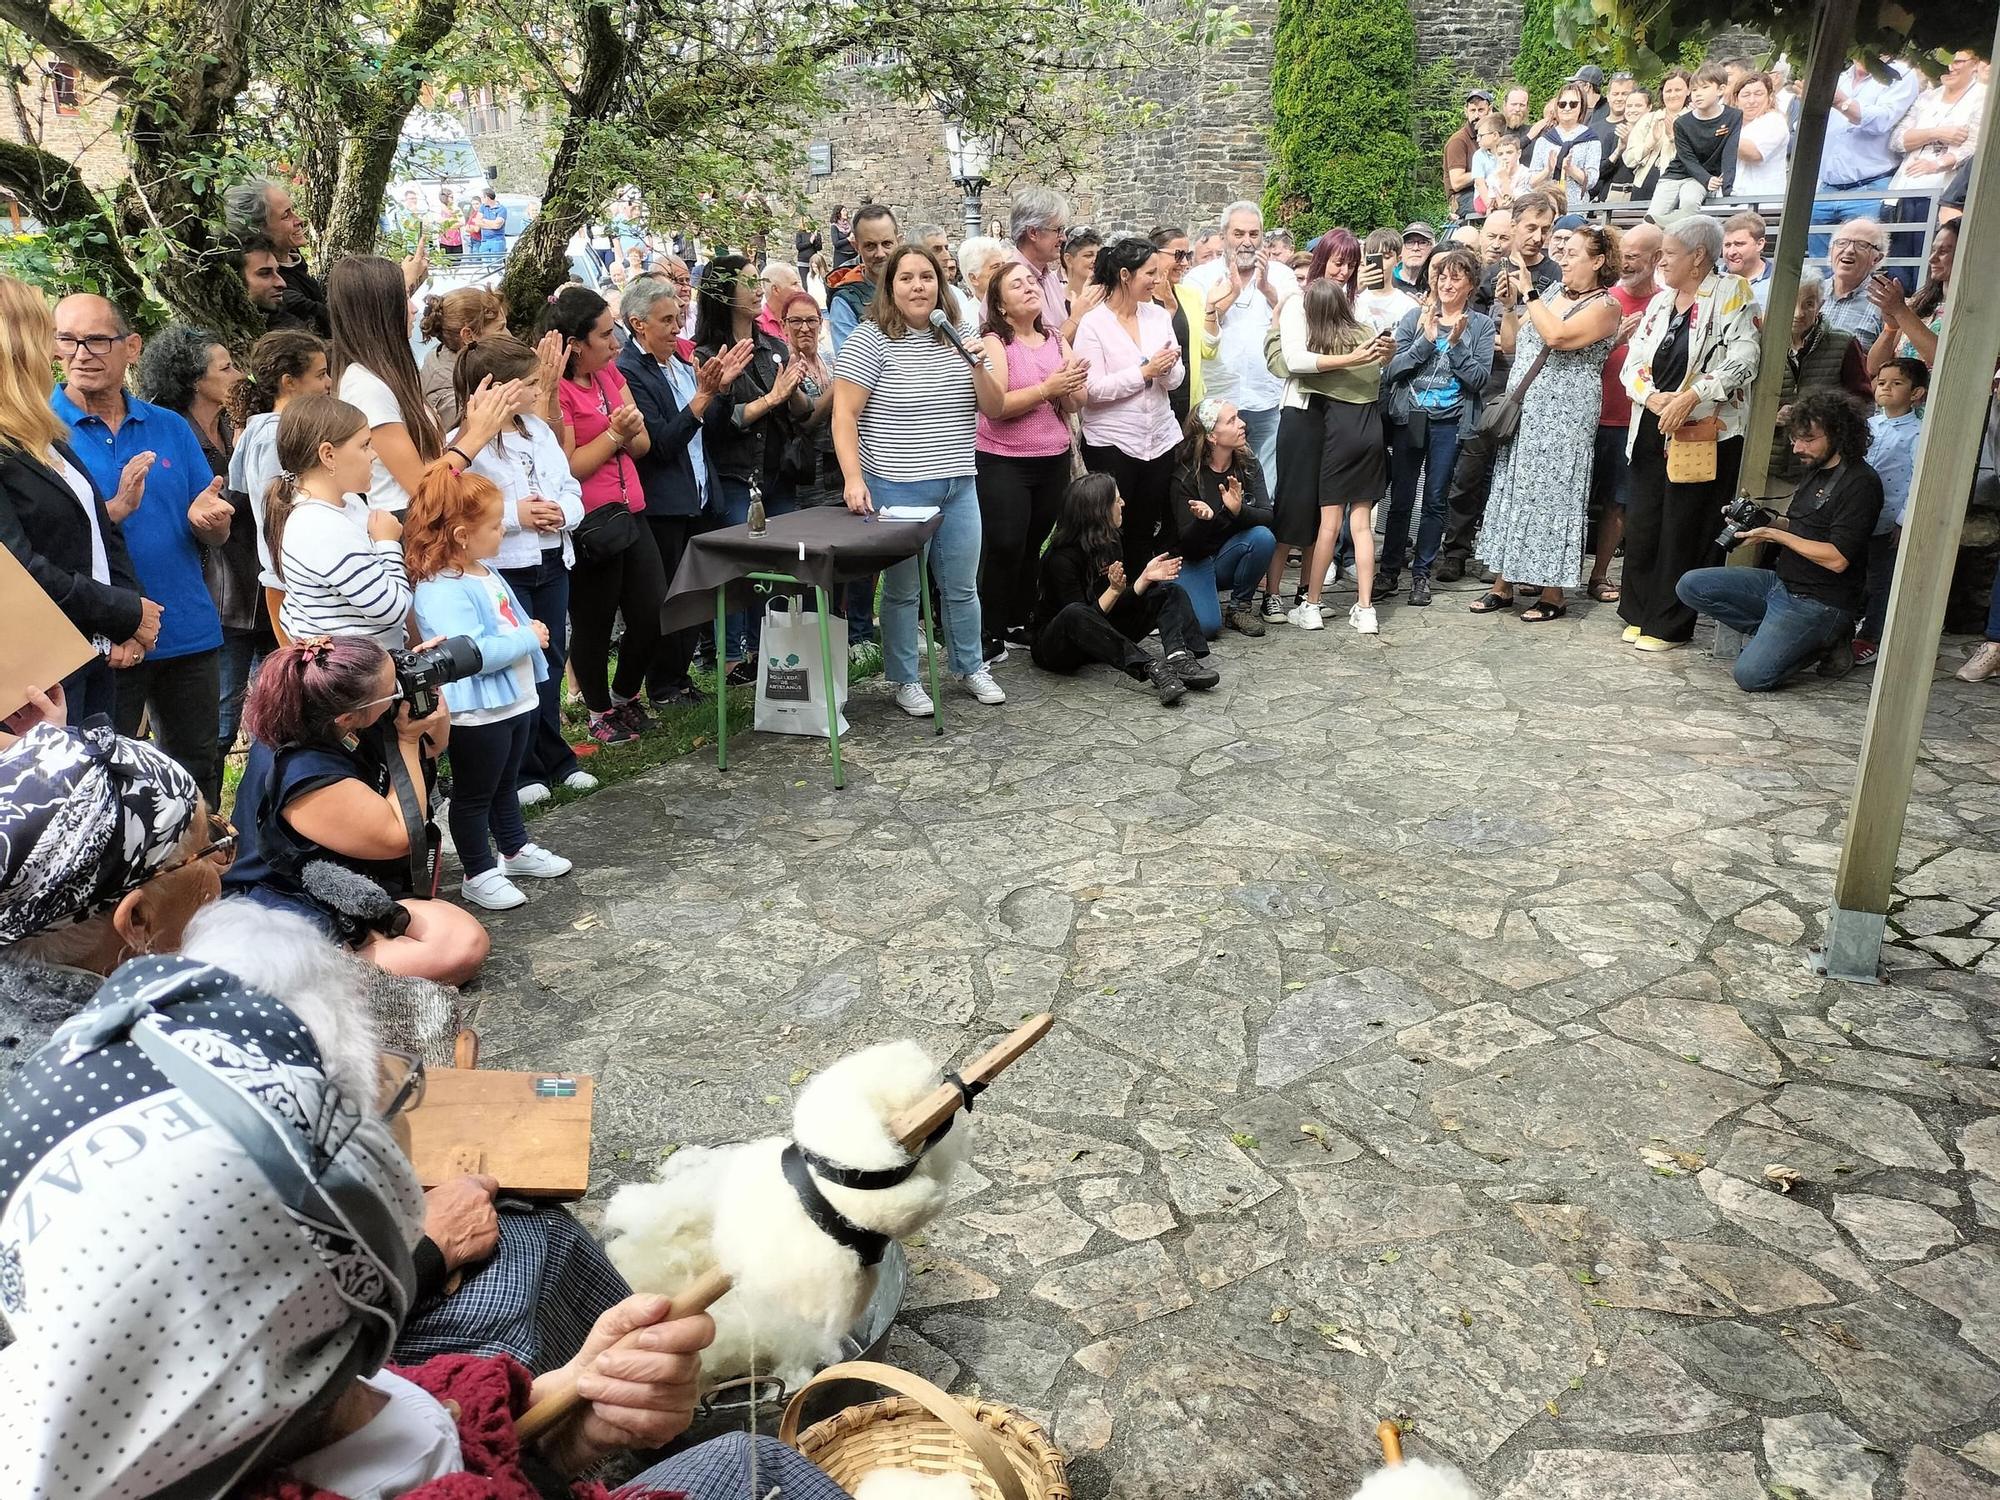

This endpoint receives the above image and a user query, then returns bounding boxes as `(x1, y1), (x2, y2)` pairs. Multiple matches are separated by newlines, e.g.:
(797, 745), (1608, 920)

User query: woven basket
(780, 1360), (1071, 1500)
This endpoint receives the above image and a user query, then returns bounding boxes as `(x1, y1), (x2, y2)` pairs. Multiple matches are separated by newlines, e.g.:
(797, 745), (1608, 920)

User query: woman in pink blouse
(544, 286), (659, 746)
(1074, 235), (1186, 578)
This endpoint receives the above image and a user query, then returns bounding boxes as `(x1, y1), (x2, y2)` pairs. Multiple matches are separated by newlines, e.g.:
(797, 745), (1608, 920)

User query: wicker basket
(780, 1360), (1071, 1500)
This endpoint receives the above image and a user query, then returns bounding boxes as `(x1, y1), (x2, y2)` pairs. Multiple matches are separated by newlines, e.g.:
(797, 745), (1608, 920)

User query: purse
(1666, 415), (1721, 483)
(572, 501), (640, 567)
(1473, 342), (1550, 443)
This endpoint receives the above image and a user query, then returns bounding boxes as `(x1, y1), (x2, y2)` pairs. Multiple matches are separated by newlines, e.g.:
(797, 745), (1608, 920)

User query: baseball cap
(1465, 88), (1495, 103)
(1572, 64), (1606, 88)
(1401, 221), (1437, 243)
(1554, 213), (1588, 230)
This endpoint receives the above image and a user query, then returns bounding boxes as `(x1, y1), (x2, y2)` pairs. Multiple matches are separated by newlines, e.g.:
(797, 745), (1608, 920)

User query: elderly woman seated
(0, 915), (851, 1499)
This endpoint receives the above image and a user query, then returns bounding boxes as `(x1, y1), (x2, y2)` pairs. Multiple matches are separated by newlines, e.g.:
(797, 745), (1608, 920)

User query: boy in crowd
(1852, 356), (1929, 665)
(1649, 63), (1741, 221)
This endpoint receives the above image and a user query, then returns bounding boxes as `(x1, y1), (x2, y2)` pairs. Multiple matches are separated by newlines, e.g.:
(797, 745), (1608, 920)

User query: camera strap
(384, 733), (439, 899)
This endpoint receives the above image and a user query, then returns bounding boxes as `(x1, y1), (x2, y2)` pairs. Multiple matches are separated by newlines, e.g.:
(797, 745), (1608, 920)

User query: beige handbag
(1662, 343), (1719, 483)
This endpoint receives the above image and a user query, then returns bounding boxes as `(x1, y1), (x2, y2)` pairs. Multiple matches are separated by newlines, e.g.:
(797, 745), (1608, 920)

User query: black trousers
(1439, 427), (1497, 566)
(644, 514), (703, 697)
(1619, 420), (1740, 643)
(976, 450), (1070, 650)
(1081, 443), (1178, 580)
(499, 552), (581, 788)
(1031, 588), (1203, 677)
(114, 647), (222, 808)
(569, 519), (666, 713)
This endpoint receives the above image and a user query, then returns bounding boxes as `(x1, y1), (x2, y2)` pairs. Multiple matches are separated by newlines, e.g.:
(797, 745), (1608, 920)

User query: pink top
(557, 365), (643, 514)
(976, 332), (1072, 459)
(1074, 301), (1184, 461)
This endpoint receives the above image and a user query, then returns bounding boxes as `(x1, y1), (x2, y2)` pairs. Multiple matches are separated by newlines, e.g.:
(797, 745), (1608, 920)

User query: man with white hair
(1180, 200), (1299, 491)
(224, 175), (427, 335)
(1010, 186), (1079, 331)
(755, 261), (802, 339)
(1821, 217), (1889, 345)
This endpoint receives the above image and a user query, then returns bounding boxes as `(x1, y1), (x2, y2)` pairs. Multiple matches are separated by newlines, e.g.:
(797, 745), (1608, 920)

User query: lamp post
(944, 124), (992, 243)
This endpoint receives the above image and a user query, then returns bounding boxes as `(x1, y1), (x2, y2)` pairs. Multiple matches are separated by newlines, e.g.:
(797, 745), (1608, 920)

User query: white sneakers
(1287, 601), (1325, 631)
(958, 668), (1007, 705)
(516, 781), (551, 807)
(521, 772), (598, 808)
(894, 681), (936, 717)
(502, 843), (573, 879)
(460, 869), (526, 911)
(562, 770), (600, 792)
(1960, 641), (2000, 682)
(1350, 603), (1379, 636)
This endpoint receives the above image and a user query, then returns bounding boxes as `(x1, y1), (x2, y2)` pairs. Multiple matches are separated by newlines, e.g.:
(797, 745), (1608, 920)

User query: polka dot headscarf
(0, 953), (422, 1500)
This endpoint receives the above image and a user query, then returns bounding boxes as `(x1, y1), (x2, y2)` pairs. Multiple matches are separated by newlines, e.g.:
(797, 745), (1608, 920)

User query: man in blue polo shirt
(52, 294), (233, 805)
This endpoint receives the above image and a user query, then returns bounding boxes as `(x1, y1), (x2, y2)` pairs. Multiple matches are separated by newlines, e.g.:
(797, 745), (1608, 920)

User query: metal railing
(1597, 187), (1946, 281)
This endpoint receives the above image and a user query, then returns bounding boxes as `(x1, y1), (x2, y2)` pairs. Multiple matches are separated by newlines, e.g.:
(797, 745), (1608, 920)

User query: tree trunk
(499, 3), (625, 331)
(0, 140), (153, 317)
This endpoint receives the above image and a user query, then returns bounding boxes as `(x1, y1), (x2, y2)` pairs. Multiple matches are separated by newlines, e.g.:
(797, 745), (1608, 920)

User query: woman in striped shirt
(832, 244), (1009, 717)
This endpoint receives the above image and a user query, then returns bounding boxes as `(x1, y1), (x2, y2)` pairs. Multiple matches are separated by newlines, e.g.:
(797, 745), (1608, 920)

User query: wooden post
(1821, 12), (2000, 981)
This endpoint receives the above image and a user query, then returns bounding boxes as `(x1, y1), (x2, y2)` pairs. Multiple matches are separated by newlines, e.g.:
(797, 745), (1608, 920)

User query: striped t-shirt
(833, 322), (978, 482)
(275, 498), (411, 648)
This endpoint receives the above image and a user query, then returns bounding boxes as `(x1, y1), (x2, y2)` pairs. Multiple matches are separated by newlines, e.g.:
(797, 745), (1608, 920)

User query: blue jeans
(1809, 172), (1895, 257)
(1382, 418), (1462, 577)
(216, 627), (265, 768)
(1240, 406), (1280, 499)
(720, 479), (799, 658)
(1677, 566), (1855, 692)
(870, 473), (982, 683)
(1177, 527), (1277, 635)
(500, 551), (582, 787)
(1984, 549), (2000, 642)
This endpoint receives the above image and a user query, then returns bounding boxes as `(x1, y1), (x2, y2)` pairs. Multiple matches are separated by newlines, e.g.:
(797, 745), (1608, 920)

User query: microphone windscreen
(301, 859), (400, 920)
(927, 308), (950, 329)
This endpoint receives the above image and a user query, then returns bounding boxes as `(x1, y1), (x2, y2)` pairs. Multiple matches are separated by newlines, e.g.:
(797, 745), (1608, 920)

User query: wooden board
(405, 1068), (594, 1200)
(0, 543), (95, 723)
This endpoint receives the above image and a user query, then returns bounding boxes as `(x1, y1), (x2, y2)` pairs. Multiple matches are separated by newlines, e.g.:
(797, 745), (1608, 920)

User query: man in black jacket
(224, 177), (427, 336)
(1677, 392), (1882, 691)
(616, 274), (749, 703)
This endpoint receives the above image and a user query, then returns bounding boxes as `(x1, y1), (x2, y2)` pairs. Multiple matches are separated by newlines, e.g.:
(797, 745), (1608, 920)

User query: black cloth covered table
(660, 507), (944, 634)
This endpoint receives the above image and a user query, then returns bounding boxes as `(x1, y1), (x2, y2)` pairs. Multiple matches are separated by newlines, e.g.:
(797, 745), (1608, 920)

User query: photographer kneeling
(1676, 392), (1882, 693)
(226, 634), (490, 983)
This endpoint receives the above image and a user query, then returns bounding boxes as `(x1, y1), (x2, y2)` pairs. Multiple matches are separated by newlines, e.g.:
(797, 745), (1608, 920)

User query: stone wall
(1412, 0), (1524, 85)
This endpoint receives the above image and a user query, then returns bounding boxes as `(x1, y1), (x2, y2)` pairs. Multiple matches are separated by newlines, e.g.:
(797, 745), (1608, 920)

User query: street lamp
(944, 124), (993, 243)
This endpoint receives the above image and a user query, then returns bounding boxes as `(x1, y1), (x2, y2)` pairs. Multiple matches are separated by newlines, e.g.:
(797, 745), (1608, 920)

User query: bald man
(1586, 220), (1663, 602)
(755, 262), (802, 339)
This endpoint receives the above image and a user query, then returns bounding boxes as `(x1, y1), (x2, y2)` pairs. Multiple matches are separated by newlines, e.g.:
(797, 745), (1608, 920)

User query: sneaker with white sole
(461, 868), (527, 910)
(516, 781), (552, 808)
(1322, 561), (1345, 589)
(1349, 603), (1379, 635)
(959, 668), (1006, 705)
(894, 681), (935, 717)
(502, 842), (573, 879)
(1261, 591), (1288, 623)
(1960, 640), (2000, 682)
(562, 770), (600, 792)
(1287, 600), (1325, 631)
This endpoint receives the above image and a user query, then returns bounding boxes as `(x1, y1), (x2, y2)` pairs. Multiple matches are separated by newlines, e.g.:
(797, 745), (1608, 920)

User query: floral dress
(1480, 291), (1617, 589)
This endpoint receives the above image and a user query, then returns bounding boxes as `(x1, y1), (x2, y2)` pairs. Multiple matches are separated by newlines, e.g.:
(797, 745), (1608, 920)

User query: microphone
(302, 859), (412, 939)
(927, 307), (988, 369)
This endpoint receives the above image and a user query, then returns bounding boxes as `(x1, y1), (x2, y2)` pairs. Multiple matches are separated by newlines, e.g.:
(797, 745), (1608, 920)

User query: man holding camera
(1675, 392), (1882, 691)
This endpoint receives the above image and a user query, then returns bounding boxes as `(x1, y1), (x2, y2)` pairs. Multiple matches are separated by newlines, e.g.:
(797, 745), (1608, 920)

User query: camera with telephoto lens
(390, 636), (482, 719)
(1714, 498), (1773, 553)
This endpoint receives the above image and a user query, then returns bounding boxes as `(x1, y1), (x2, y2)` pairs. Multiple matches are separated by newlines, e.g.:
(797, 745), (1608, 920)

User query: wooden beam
(1731, 0), (1861, 505)
(1822, 9), (2000, 980)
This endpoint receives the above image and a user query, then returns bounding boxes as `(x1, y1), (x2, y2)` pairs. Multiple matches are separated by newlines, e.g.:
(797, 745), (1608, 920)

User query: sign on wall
(808, 141), (833, 177)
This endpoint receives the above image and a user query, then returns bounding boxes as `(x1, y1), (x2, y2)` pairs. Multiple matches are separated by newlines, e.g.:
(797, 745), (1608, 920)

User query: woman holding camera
(224, 634), (490, 985)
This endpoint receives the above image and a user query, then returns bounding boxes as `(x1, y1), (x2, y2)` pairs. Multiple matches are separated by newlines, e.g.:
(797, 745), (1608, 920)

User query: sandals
(1520, 600), (1569, 623)
(1469, 591), (1514, 614)
(1587, 578), (1621, 603)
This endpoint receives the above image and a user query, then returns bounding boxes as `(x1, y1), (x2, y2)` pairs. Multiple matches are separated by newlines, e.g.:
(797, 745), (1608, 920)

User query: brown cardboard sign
(0, 544), (94, 722)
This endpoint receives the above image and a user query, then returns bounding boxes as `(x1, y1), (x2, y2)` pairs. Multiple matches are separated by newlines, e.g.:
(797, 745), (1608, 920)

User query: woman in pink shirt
(975, 259), (1088, 662)
(1074, 235), (1186, 579)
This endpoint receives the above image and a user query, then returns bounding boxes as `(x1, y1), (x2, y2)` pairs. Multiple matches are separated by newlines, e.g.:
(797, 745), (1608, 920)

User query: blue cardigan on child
(412, 568), (549, 716)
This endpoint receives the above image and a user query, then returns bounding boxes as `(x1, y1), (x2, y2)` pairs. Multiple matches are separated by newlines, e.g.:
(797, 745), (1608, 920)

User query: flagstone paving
(471, 592), (2000, 1499)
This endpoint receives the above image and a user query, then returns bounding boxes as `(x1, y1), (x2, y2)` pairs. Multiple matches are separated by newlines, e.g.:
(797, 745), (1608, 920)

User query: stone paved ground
(470, 587), (2000, 1500)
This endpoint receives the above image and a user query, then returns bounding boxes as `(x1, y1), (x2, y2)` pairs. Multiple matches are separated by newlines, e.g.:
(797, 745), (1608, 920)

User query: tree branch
(0, 139), (152, 312)
(0, 0), (131, 91)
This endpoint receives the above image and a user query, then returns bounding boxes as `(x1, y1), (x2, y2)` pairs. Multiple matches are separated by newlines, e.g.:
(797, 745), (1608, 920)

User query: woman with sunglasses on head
(225, 634), (490, 986)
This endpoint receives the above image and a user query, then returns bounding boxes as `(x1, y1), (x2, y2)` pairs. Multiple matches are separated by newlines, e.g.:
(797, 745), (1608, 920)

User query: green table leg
(715, 589), (729, 772)
(816, 585), (845, 788)
(918, 543), (944, 737)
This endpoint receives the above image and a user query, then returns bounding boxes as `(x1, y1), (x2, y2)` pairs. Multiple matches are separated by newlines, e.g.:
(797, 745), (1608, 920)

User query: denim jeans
(1382, 418), (1462, 577)
(1677, 566), (1855, 692)
(1177, 526), (1277, 634)
(1809, 172), (1895, 257)
(1240, 406), (1280, 499)
(500, 550), (582, 787)
(870, 472), (982, 683)
(216, 627), (265, 770)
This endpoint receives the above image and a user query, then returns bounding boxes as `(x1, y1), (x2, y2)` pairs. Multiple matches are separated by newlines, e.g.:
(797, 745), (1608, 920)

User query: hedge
(1512, 0), (1583, 108)
(1264, 0), (1422, 239)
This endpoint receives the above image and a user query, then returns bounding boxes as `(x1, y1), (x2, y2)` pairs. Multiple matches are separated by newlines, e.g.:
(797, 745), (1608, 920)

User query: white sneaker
(502, 842), (573, 879)
(1323, 560), (1344, 588)
(1960, 641), (2000, 682)
(894, 681), (935, 717)
(562, 770), (600, 792)
(516, 781), (551, 807)
(460, 868), (527, 910)
(958, 668), (1006, 705)
(1287, 601), (1324, 631)
(1349, 603), (1379, 635)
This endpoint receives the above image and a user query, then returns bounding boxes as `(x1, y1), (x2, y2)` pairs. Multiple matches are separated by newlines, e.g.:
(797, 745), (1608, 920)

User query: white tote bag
(753, 596), (849, 737)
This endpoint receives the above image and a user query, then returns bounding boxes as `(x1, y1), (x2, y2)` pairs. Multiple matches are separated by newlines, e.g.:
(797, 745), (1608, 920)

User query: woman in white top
(1074, 234), (1186, 582)
(1530, 83), (1604, 211)
(452, 333), (597, 804)
(1730, 71), (1791, 200)
(327, 255), (521, 513)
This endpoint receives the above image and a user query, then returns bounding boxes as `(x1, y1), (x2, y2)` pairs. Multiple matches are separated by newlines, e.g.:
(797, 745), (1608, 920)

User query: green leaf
(788, 1068), (812, 1086)
(1229, 1132), (1261, 1151)
(1574, 1268), (1598, 1285)
(1379, 1248), (1402, 1264)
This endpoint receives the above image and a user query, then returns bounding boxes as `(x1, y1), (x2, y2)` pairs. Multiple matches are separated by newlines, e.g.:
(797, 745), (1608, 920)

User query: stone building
(1, 60), (130, 196)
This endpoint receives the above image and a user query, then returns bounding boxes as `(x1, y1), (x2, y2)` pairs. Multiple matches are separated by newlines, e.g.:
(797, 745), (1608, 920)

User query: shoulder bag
(1664, 311), (1721, 484)
(570, 373), (642, 567)
(1472, 342), (1549, 444)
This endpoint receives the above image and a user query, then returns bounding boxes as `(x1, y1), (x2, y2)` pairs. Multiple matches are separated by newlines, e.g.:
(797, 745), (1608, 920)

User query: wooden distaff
(1376, 1418), (1404, 1465)
(514, 1014), (1055, 1444)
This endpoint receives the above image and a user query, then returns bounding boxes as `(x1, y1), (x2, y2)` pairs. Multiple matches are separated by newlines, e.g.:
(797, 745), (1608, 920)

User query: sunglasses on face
(1172, 250), (1193, 263)
(1558, 100), (1582, 109)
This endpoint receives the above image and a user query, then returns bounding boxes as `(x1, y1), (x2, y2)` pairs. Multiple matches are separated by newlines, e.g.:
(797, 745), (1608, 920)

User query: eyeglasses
(1830, 238), (1881, 254)
(379, 1049), (427, 1119)
(356, 685), (405, 714)
(784, 315), (822, 328)
(54, 333), (122, 357)
(114, 812), (236, 899)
